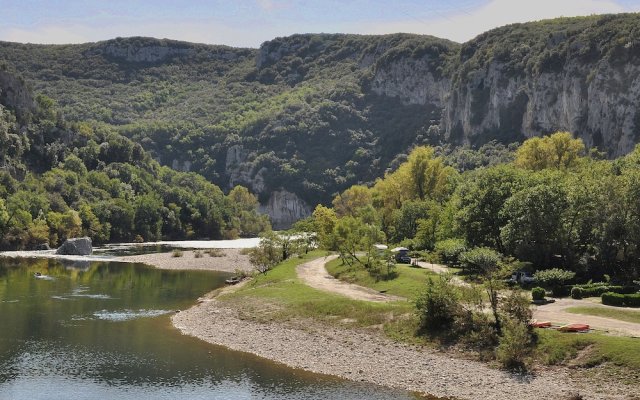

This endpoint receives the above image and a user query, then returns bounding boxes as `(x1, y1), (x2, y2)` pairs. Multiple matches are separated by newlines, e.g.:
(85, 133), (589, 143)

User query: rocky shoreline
(172, 294), (636, 400)
(120, 251), (636, 399)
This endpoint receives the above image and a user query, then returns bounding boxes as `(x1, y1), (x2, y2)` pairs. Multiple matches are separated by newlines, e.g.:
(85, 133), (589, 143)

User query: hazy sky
(2, 0), (640, 47)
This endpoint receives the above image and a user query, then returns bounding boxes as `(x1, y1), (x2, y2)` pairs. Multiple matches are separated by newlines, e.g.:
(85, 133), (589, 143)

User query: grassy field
(220, 251), (422, 341)
(325, 258), (435, 300)
(536, 329), (640, 371)
(565, 306), (640, 324)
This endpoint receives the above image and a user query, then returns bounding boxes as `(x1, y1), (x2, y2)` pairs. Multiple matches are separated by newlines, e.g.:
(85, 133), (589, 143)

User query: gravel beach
(121, 250), (637, 400)
(172, 295), (636, 400)
(118, 248), (253, 273)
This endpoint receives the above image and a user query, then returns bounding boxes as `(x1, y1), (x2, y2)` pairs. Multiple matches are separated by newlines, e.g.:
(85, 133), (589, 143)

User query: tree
(248, 231), (283, 274)
(332, 185), (372, 217)
(514, 132), (585, 170)
(134, 193), (163, 241)
(312, 205), (337, 249)
(455, 165), (528, 251)
(500, 182), (568, 267)
(331, 216), (385, 271)
(458, 247), (502, 275)
(404, 146), (457, 202)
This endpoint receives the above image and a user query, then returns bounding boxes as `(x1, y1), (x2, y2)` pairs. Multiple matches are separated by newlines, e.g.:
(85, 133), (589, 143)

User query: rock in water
(56, 237), (93, 255)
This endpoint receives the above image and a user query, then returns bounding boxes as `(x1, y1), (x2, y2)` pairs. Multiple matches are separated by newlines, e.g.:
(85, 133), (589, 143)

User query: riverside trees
(312, 133), (640, 284)
(0, 88), (269, 250)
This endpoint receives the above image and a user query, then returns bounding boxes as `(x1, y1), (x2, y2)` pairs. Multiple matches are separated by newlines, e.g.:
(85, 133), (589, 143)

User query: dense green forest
(310, 132), (640, 283)
(2, 13), (640, 208)
(0, 70), (269, 250)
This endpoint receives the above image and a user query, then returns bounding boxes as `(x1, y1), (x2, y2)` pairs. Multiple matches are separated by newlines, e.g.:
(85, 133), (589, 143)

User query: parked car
(510, 270), (535, 284)
(392, 247), (411, 264)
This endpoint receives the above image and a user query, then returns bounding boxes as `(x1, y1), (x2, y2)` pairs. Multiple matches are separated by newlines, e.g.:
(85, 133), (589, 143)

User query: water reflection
(0, 258), (427, 399)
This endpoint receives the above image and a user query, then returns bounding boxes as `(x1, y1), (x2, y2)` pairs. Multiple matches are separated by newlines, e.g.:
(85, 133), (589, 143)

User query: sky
(1, 0), (640, 48)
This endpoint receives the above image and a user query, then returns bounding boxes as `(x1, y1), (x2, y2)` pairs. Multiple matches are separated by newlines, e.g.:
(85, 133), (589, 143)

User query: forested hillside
(2, 13), (640, 227)
(0, 69), (268, 250)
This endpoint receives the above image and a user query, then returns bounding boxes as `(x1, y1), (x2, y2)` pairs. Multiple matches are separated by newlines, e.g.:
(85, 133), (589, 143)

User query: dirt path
(533, 298), (640, 337)
(296, 255), (404, 302)
(415, 260), (469, 286)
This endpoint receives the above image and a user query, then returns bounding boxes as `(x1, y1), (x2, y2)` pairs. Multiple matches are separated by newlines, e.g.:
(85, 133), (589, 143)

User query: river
(0, 256), (425, 399)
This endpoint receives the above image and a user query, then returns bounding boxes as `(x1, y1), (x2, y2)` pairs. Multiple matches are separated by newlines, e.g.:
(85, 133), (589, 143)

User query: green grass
(220, 251), (420, 340)
(536, 329), (640, 370)
(565, 306), (640, 324)
(325, 258), (435, 300)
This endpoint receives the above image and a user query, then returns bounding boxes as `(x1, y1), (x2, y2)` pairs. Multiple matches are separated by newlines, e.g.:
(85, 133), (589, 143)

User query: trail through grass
(325, 258), (435, 300)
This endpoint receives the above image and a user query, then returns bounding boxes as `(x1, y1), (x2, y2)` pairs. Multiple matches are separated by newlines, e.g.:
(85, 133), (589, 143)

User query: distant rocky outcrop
(56, 237), (93, 256)
(259, 190), (311, 230)
(0, 70), (36, 120)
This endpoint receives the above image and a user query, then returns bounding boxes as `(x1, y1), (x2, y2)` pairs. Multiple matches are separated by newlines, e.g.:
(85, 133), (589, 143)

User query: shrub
(602, 292), (640, 307)
(172, 249), (183, 257)
(571, 287), (584, 299)
(416, 274), (461, 333)
(500, 290), (533, 324)
(434, 239), (467, 267)
(194, 250), (203, 258)
(531, 287), (546, 301)
(496, 318), (534, 371)
(458, 247), (502, 275)
(205, 248), (225, 257)
(534, 268), (575, 297)
(570, 283), (637, 299)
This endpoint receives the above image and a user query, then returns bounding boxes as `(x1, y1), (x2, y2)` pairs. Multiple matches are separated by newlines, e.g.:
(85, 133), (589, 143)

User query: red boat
(530, 321), (552, 328)
(557, 323), (590, 332)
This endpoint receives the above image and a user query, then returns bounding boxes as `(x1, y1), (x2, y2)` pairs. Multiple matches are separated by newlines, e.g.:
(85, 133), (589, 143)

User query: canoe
(557, 323), (590, 332)
(225, 277), (242, 285)
(530, 321), (552, 328)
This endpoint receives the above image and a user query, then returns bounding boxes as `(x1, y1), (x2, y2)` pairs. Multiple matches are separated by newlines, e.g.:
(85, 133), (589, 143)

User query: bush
(496, 318), (534, 371)
(534, 268), (575, 297)
(194, 250), (203, 258)
(500, 290), (533, 324)
(171, 249), (183, 257)
(205, 248), (225, 257)
(531, 287), (546, 301)
(458, 247), (502, 275)
(571, 284), (635, 299)
(602, 292), (640, 307)
(416, 274), (461, 333)
(434, 239), (467, 267)
(571, 287), (584, 299)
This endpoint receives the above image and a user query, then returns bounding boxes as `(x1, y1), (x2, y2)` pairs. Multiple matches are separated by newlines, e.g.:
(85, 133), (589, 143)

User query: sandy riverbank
(118, 248), (253, 273)
(172, 293), (636, 400)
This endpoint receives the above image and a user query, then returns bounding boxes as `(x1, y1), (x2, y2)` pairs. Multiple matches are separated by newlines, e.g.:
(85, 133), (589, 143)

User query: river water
(0, 257), (425, 399)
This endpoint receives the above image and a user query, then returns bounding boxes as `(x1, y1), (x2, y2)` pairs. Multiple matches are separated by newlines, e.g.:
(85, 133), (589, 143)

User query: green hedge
(601, 292), (640, 307)
(531, 287), (546, 301)
(571, 285), (637, 299)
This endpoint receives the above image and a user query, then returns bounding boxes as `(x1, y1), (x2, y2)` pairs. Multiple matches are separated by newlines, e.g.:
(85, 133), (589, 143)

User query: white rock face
(171, 159), (192, 172)
(372, 53), (640, 156)
(225, 145), (266, 193)
(101, 44), (194, 63)
(371, 56), (450, 106)
(259, 190), (311, 230)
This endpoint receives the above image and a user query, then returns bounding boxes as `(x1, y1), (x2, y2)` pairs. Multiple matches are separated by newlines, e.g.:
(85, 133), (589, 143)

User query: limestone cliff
(259, 190), (311, 230)
(366, 14), (640, 157)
